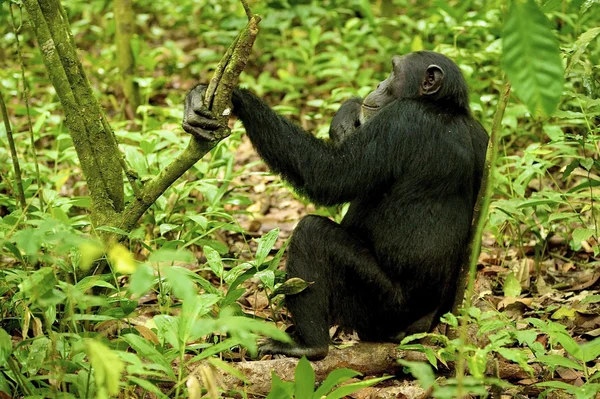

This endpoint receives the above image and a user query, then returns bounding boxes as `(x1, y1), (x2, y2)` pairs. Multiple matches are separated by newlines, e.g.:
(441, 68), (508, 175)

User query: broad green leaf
(294, 357), (315, 398)
(127, 376), (169, 399)
(313, 369), (361, 397)
(502, 0), (564, 116)
(496, 348), (535, 375)
(128, 263), (155, 298)
(503, 272), (522, 297)
(164, 266), (196, 301)
(580, 158), (594, 171)
(534, 354), (583, 370)
(397, 360), (435, 390)
(266, 372), (293, 399)
(467, 348), (488, 379)
(255, 228), (279, 267)
(326, 376), (391, 399)
(566, 27), (600, 74)
(255, 270), (275, 290)
(122, 334), (175, 378)
(19, 267), (57, 304)
(25, 337), (50, 375)
(272, 277), (313, 297)
(207, 357), (249, 384)
(203, 245), (224, 278)
(268, 237), (290, 271)
(148, 248), (195, 263)
(573, 228), (594, 245)
(0, 328), (11, 366)
(580, 337), (600, 363)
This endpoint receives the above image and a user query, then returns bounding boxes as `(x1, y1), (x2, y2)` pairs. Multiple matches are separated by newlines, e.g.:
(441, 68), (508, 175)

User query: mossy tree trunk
(23, 0), (259, 250)
(23, 0), (124, 227)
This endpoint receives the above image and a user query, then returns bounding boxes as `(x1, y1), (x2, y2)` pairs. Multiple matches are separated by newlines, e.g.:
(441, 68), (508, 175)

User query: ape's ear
(421, 65), (444, 95)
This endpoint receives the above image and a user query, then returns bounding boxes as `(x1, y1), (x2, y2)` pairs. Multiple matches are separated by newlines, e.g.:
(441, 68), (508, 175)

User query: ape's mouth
(362, 104), (379, 111)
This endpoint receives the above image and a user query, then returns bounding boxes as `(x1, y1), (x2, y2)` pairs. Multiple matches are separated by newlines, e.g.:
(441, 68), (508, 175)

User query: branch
(119, 4), (261, 232)
(189, 343), (541, 396)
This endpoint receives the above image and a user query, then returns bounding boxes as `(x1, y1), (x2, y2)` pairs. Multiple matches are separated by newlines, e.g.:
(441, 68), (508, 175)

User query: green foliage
(502, 0), (564, 116)
(1, 0), (600, 397)
(267, 356), (390, 399)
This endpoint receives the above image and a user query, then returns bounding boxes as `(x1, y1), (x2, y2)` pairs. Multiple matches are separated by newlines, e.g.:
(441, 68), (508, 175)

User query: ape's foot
(257, 338), (328, 360)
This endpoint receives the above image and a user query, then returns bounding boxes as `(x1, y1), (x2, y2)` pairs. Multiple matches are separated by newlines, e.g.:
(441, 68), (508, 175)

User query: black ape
(183, 51), (489, 360)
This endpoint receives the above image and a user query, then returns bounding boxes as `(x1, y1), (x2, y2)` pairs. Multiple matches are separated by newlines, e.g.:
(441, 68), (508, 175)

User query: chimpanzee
(183, 51), (489, 360)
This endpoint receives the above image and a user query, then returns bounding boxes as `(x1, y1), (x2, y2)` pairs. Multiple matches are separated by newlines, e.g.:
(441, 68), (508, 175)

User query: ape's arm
(230, 88), (393, 206)
(329, 97), (362, 145)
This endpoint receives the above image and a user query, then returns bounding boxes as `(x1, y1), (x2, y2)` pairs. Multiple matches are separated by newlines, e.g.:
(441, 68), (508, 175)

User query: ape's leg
(258, 215), (398, 360)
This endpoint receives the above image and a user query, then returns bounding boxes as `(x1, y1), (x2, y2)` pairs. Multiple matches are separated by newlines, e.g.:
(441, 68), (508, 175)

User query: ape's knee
(294, 215), (329, 234)
(290, 215), (330, 252)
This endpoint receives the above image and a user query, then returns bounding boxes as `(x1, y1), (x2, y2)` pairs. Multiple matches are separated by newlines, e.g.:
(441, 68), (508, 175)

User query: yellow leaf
(85, 340), (124, 397)
(79, 241), (104, 271)
(54, 172), (70, 192)
(411, 36), (424, 52)
(108, 243), (137, 274)
(551, 306), (576, 320)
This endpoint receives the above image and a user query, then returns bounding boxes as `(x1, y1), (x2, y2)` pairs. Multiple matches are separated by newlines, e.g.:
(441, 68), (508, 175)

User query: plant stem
(0, 87), (26, 209)
(456, 82), (511, 396)
(10, 4), (44, 211)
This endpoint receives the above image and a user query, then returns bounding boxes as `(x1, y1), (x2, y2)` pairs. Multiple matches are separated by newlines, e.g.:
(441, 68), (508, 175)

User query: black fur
(184, 51), (489, 360)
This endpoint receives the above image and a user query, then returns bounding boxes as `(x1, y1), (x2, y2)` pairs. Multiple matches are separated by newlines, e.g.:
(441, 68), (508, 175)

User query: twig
(240, 0), (253, 20)
(0, 87), (26, 209)
(120, 3), (261, 231)
(10, 4), (43, 210)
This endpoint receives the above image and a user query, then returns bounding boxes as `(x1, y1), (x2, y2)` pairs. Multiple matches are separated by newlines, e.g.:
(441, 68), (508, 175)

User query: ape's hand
(182, 84), (230, 142)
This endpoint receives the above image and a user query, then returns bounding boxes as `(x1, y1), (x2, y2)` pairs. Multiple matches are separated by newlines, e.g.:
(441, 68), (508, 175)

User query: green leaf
(255, 270), (275, 290)
(580, 158), (594, 171)
(502, 0), (564, 116)
(573, 228), (594, 245)
(313, 368), (361, 397)
(534, 354), (583, 370)
(580, 337), (600, 363)
(269, 237), (290, 271)
(0, 328), (12, 367)
(127, 376), (169, 399)
(294, 357), (315, 398)
(148, 248), (195, 263)
(325, 376), (391, 399)
(164, 266), (196, 301)
(503, 272), (522, 297)
(203, 245), (224, 278)
(397, 360), (435, 390)
(19, 267), (58, 306)
(122, 334), (175, 378)
(266, 372), (294, 399)
(496, 348), (535, 375)
(207, 357), (249, 384)
(272, 277), (314, 297)
(255, 228), (279, 267)
(128, 263), (155, 298)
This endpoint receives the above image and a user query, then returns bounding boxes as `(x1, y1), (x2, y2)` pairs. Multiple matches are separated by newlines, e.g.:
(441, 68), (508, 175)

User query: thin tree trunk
(114, 0), (141, 118)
